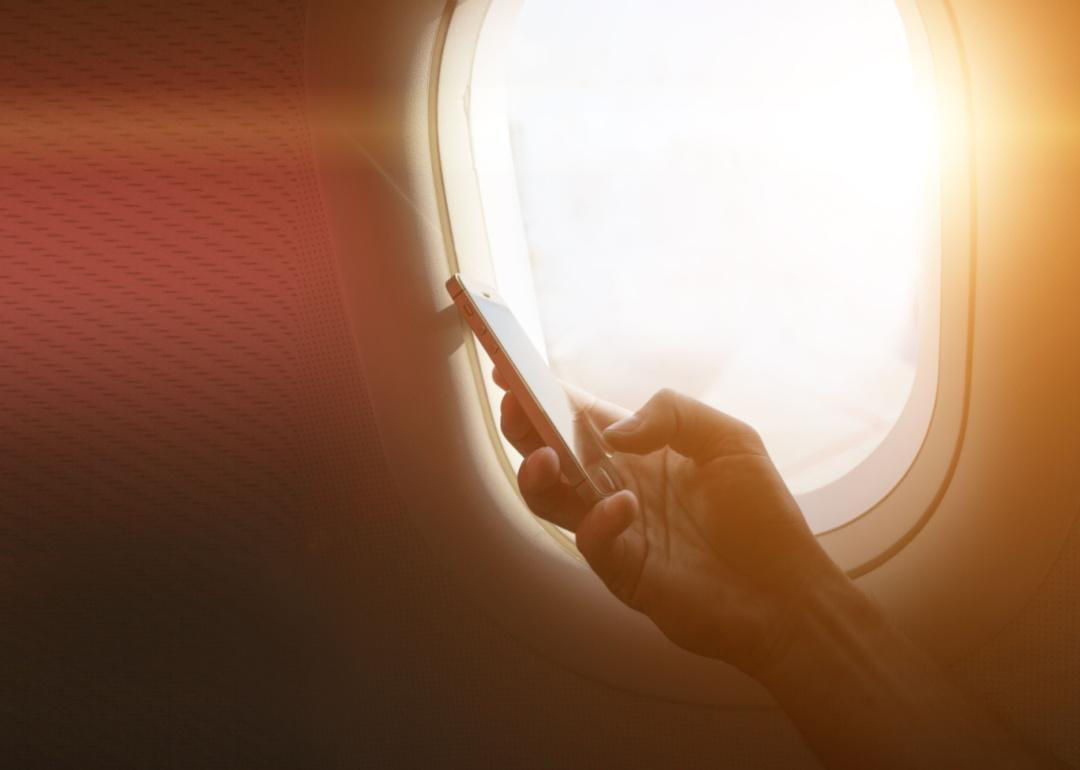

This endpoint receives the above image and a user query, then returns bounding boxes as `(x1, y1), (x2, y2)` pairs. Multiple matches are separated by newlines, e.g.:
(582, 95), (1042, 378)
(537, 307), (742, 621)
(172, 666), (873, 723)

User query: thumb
(602, 388), (764, 463)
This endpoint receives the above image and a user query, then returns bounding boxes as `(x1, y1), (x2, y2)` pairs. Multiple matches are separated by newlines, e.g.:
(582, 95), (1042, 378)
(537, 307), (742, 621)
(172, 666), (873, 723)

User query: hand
(495, 370), (851, 676)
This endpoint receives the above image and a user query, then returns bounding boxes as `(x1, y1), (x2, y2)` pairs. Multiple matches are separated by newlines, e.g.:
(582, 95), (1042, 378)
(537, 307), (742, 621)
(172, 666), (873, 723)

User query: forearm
(758, 576), (1063, 770)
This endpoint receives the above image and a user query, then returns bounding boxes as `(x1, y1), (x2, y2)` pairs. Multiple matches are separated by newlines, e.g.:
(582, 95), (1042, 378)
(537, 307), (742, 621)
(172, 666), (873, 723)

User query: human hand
(495, 370), (852, 676)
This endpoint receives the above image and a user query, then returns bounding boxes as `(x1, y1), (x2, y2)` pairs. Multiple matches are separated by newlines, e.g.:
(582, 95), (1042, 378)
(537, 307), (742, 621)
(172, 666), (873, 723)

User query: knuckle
(736, 422), (766, 450)
(649, 387), (683, 417)
(654, 387), (679, 404)
(656, 387), (695, 415)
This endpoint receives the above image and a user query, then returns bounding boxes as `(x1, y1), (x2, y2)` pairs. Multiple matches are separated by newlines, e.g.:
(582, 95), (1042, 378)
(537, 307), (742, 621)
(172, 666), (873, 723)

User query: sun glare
(505, 0), (939, 494)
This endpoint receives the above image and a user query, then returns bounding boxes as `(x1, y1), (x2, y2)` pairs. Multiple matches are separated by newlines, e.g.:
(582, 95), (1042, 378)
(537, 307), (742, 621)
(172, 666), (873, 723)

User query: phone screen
(467, 288), (619, 497)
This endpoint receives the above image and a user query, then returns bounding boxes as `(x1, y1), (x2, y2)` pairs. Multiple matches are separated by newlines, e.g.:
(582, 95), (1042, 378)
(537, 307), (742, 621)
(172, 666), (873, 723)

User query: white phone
(446, 273), (621, 504)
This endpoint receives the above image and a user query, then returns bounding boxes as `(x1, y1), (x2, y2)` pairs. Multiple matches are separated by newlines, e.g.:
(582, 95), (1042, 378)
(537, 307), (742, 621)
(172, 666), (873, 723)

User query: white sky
(506, 0), (936, 493)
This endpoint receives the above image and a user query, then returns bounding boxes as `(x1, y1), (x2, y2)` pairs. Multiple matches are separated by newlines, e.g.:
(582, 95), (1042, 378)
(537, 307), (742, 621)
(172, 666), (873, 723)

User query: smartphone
(446, 273), (621, 504)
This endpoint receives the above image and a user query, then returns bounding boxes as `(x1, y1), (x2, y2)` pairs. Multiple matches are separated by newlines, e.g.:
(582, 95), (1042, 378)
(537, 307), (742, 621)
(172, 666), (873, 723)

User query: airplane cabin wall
(3, 0), (1077, 766)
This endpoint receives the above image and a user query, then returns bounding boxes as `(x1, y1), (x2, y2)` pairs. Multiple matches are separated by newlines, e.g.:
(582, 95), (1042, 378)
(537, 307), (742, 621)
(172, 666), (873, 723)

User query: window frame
(436, 0), (974, 575)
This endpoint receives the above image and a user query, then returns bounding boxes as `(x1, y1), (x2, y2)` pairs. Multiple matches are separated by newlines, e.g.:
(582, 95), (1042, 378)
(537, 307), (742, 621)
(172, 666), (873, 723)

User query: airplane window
(503, 0), (939, 498)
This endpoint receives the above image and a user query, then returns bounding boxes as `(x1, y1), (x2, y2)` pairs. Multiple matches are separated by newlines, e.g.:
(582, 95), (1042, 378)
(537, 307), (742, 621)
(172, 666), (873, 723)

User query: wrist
(754, 571), (884, 693)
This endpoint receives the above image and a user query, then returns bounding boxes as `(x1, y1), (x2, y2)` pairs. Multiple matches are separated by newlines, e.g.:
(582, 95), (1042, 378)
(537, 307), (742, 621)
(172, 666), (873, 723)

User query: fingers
(576, 490), (644, 606)
(519, 449), (643, 604)
(517, 447), (589, 530)
(500, 391), (545, 457)
(494, 367), (625, 452)
(602, 388), (765, 463)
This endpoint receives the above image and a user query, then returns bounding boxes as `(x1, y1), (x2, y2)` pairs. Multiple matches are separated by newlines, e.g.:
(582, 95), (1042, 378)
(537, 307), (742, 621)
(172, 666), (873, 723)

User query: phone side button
(572, 478), (602, 506)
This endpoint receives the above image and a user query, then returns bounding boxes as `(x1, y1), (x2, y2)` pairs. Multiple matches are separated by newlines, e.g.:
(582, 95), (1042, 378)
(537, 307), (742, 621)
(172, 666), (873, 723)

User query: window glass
(506, 0), (937, 494)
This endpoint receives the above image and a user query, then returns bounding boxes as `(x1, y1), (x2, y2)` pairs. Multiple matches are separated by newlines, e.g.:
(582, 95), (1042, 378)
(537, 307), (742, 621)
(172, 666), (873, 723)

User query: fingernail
(604, 414), (641, 435)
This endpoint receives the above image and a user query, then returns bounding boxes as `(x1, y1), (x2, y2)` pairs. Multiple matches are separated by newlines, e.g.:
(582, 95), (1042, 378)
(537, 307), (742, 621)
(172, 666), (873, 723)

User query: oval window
(503, 0), (939, 506)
